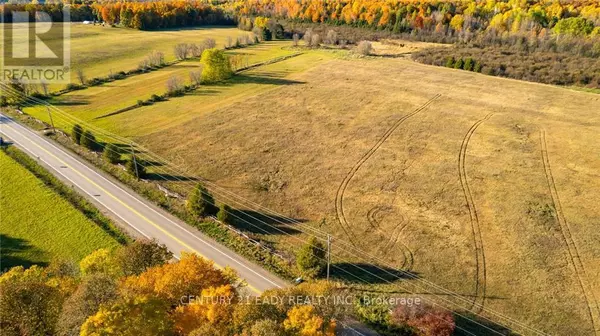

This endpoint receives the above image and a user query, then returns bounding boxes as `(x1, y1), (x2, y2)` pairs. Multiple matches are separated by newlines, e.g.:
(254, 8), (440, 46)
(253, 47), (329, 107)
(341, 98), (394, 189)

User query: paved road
(0, 113), (288, 294)
(1, 114), (378, 335)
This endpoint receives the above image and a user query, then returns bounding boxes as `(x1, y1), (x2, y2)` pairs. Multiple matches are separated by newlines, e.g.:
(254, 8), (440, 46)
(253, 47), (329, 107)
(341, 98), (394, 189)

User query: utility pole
(326, 234), (331, 282)
(130, 143), (139, 180)
(46, 107), (55, 134)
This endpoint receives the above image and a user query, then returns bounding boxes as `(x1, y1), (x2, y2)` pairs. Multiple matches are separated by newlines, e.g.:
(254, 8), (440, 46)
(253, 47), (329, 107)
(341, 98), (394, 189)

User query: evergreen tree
(126, 156), (146, 179)
(261, 27), (272, 41)
(464, 58), (474, 71)
(80, 130), (97, 151)
(217, 204), (233, 224)
(103, 143), (121, 164)
(187, 183), (216, 218)
(296, 236), (326, 279)
(454, 58), (464, 69)
(72, 124), (83, 145)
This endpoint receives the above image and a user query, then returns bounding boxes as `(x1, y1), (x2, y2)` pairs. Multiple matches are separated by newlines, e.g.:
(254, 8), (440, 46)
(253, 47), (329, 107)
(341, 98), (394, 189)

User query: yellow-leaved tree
(200, 48), (233, 83)
(173, 284), (237, 335)
(283, 305), (336, 336)
(80, 296), (172, 336)
(79, 248), (121, 277)
(119, 252), (229, 304)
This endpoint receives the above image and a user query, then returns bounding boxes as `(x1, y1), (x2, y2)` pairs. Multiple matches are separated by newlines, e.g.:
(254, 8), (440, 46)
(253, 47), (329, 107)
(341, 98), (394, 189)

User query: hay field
(0, 150), (119, 269)
(125, 56), (599, 335)
(61, 24), (251, 83)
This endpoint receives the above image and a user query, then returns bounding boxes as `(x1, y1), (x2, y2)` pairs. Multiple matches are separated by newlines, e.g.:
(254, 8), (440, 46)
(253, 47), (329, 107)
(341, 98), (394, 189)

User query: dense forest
(225, 0), (600, 38)
(228, 0), (600, 87)
(3, 1), (600, 37)
(0, 3), (95, 22)
(3, 1), (600, 39)
(0, 1), (232, 30)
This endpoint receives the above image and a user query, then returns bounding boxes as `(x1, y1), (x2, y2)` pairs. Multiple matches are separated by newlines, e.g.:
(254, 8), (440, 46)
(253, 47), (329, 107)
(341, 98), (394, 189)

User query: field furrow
(540, 129), (600, 335)
(334, 94), (440, 246)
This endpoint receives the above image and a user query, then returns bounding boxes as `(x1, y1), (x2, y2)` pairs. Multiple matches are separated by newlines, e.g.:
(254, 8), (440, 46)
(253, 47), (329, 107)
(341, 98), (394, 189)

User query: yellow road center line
(9, 124), (262, 294)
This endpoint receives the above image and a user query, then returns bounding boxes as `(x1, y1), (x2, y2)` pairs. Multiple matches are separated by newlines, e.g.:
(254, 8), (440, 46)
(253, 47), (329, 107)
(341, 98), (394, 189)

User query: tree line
(0, 1), (233, 30)
(0, 238), (455, 336)
(94, 1), (233, 30)
(4, 0), (600, 40)
(0, 3), (94, 22)
(224, 0), (600, 39)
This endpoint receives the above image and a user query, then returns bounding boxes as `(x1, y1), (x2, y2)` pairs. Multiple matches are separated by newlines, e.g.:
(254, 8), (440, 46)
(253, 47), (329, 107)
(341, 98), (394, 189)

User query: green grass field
(0, 150), (119, 269)
(23, 46), (329, 138)
(0, 24), (255, 90)
(30, 41), (294, 121)
(64, 25), (253, 84)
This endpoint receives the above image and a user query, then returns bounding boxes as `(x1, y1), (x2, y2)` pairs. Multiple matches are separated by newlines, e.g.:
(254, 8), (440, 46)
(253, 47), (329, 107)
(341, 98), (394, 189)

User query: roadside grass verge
(0, 146), (123, 270)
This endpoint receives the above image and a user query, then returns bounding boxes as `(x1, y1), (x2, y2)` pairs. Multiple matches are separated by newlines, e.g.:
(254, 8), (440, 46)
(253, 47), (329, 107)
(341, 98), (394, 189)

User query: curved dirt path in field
(334, 94), (440, 247)
(539, 129), (600, 335)
(366, 206), (413, 270)
(457, 113), (493, 313)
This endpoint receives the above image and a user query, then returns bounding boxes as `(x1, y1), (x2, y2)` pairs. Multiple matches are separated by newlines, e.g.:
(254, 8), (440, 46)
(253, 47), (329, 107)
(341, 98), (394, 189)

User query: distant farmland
(0, 24), (251, 90)
(23, 40), (301, 135)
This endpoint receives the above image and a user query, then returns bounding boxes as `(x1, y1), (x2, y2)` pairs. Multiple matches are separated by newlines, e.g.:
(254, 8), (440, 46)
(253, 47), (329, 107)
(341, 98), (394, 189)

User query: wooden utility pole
(326, 234), (331, 282)
(130, 143), (139, 180)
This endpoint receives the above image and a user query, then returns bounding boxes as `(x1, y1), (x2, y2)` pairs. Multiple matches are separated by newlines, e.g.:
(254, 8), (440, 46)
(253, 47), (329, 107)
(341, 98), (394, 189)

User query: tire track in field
(457, 113), (493, 313)
(539, 129), (600, 335)
(367, 206), (414, 270)
(335, 94), (441, 245)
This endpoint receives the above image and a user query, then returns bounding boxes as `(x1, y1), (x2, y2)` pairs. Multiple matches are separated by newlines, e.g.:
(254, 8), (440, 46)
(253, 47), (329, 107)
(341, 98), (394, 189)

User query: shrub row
(59, 66), (166, 96)
(413, 45), (600, 88)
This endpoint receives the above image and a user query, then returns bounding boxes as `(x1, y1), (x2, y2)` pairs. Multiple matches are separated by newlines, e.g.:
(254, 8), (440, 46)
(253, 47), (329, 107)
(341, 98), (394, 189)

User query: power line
(0, 83), (551, 336)
(0, 85), (550, 335)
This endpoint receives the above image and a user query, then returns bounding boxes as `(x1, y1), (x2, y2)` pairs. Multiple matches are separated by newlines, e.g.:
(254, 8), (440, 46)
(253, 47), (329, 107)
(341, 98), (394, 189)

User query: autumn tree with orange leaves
(0, 239), (457, 335)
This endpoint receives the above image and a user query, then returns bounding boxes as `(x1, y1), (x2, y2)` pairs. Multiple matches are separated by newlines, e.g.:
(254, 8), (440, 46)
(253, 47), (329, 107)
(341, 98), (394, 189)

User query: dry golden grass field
(17, 26), (600, 335)
(130, 56), (599, 335)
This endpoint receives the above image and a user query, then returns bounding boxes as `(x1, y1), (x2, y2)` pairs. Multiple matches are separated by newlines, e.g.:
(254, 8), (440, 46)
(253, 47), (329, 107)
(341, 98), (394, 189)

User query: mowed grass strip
(0, 149), (119, 269)
(22, 45), (324, 139)
(44, 61), (203, 121)
(94, 51), (334, 137)
(22, 41), (295, 130)
(225, 41), (295, 64)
